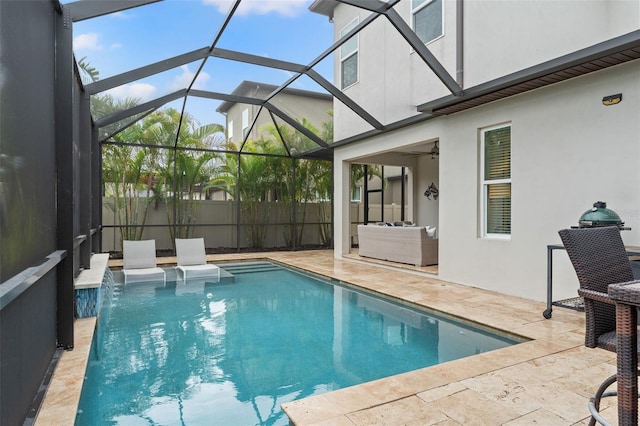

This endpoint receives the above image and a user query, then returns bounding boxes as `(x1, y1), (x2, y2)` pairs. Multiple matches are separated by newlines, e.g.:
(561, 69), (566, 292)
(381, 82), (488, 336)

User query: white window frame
(228, 120), (234, 141)
(241, 108), (249, 139)
(480, 123), (511, 239)
(412, 0), (444, 45)
(340, 17), (359, 90)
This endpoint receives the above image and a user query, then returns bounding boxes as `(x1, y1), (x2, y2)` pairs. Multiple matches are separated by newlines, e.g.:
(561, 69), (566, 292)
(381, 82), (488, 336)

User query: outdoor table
(608, 281), (640, 425)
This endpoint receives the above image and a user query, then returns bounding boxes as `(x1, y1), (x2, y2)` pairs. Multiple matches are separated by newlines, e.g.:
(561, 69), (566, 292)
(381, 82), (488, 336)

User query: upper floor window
(412, 0), (443, 44)
(340, 18), (359, 89)
(481, 124), (511, 238)
(242, 108), (249, 139)
(228, 120), (234, 141)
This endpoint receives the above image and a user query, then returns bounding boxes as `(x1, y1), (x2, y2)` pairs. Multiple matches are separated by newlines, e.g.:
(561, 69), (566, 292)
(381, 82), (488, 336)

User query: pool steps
(220, 261), (281, 274)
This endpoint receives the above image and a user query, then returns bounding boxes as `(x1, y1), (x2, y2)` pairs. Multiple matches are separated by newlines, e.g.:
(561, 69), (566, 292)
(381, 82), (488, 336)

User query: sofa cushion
(357, 225), (438, 266)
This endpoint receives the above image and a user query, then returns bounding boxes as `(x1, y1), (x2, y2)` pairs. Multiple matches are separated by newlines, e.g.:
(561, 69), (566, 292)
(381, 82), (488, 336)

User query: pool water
(76, 262), (520, 426)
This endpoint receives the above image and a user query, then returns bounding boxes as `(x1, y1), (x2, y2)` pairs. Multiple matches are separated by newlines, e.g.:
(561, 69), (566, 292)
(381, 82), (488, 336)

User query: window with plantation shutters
(481, 125), (511, 237)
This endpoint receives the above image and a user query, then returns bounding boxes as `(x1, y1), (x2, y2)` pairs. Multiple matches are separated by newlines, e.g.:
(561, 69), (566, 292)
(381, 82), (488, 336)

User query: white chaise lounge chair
(122, 239), (166, 285)
(175, 238), (220, 282)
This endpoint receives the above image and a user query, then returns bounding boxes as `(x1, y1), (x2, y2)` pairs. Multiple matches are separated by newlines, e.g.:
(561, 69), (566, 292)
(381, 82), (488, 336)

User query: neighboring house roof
(309, 0), (338, 19)
(215, 80), (333, 114)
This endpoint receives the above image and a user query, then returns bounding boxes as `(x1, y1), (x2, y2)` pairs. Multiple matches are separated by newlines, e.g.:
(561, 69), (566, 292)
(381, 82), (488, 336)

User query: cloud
(106, 83), (157, 102)
(171, 65), (210, 91)
(74, 33), (103, 51)
(203, 0), (310, 17)
(110, 43), (123, 49)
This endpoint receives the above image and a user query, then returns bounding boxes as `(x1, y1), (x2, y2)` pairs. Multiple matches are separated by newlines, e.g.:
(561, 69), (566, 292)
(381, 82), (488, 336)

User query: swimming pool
(76, 262), (521, 425)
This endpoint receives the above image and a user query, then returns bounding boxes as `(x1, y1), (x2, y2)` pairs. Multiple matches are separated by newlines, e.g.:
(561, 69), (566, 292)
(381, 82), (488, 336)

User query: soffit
(418, 30), (640, 116)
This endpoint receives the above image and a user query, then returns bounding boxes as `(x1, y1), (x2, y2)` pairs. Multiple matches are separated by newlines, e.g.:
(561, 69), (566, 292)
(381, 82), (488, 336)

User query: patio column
(333, 159), (351, 258)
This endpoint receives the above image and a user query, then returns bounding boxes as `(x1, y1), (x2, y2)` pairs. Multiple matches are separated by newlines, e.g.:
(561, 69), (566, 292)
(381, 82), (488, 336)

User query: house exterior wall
(416, 155), (439, 229)
(463, 1), (640, 86)
(440, 61), (640, 301)
(223, 87), (332, 143)
(332, 2), (443, 140)
(335, 60), (640, 302)
(329, 1), (640, 140)
(326, 0), (640, 301)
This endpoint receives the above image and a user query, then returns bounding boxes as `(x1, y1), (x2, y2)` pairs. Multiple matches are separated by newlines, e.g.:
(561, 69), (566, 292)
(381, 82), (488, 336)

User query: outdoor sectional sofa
(357, 224), (438, 267)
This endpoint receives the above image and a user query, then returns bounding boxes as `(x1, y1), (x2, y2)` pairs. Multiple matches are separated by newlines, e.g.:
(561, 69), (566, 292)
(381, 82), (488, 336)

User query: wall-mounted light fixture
(602, 93), (622, 106)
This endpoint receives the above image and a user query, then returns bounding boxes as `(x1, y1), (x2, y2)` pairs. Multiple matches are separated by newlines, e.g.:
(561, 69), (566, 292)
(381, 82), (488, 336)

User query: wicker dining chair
(558, 226), (639, 425)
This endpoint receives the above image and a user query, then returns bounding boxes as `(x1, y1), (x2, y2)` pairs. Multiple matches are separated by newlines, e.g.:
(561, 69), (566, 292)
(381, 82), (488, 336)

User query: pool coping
(34, 250), (598, 425)
(275, 254), (594, 425)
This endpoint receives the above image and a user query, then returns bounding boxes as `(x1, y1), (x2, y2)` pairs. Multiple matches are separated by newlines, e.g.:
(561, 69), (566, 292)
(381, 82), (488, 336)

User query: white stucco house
(310, 0), (640, 303)
(216, 80), (333, 144)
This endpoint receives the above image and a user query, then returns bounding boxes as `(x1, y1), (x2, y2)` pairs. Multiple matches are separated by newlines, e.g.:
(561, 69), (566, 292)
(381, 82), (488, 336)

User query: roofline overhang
(309, 0), (338, 19)
(418, 29), (640, 116)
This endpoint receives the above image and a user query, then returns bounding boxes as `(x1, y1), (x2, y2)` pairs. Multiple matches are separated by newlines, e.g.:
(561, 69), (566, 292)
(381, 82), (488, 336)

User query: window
(241, 108), (249, 139)
(351, 186), (362, 203)
(412, 0), (443, 45)
(481, 124), (511, 237)
(340, 18), (358, 89)
(228, 120), (234, 141)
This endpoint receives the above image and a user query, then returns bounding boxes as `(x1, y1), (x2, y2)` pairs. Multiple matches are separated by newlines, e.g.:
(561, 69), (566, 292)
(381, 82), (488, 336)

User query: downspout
(456, 0), (464, 86)
(400, 167), (405, 222)
(236, 152), (241, 252)
(363, 165), (369, 225)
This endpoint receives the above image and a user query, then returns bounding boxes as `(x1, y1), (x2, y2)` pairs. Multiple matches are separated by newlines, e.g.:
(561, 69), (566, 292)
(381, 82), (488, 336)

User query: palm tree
(260, 118), (333, 248)
(148, 109), (224, 243)
(212, 112), (334, 250)
(102, 121), (163, 244)
(211, 139), (283, 249)
(77, 56), (100, 83)
(84, 59), (226, 249)
(315, 111), (334, 246)
(102, 107), (223, 248)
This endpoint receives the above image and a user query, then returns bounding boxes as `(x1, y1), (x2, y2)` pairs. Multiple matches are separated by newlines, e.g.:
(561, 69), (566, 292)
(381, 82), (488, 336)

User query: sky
(69, 0), (335, 126)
